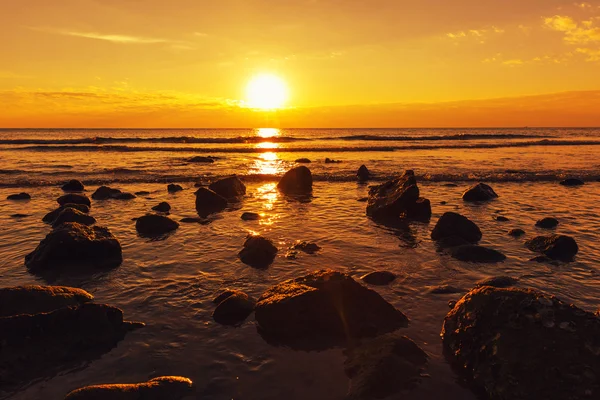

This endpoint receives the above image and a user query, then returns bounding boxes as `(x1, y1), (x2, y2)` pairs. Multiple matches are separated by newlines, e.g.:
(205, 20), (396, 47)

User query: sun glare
(246, 74), (288, 110)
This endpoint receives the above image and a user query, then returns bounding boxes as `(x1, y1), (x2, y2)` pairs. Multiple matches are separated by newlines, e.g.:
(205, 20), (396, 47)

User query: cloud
(29, 27), (176, 45)
(576, 47), (600, 60)
(446, 26), (505, 43)
(544, 15), (600, 44)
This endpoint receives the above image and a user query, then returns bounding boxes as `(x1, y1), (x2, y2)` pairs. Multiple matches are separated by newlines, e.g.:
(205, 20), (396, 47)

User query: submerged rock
(241, 212), (260, 221)
(357, 165), (370, 181)
(431, 212), (482, 243)
(366, 170), (430, 221)
(61, 179), (85, 192)
(0, 285), (93, 317)
(212, 290), (256, 325)
(344, 332), (427, 400)
(508, 228), (525, 237)
(167, 183), (184, 193)
(7, 192), (31, 200)
(135, 214), (179, 236)
(43, 203), (90, 223)
(526, 234), (578, 261)
(277, 166), (313, 195)
(92, 186), (124, 200)
(195, 187), (228, 217)
(57, 193), (91, 207)
(25, 223), (122, 271)
(494, 215), (509, 222)
(152, 201), (171, 213)
(64, 376), (194, 400)
(255, 270), (408, 349)
(462, 183), (498, 202)
(295, 158), (311, 163)
(475, 276), (518, 288)
(449, 245), (506, 263)
(209, 176), (246, 199)
(189, 155), (215, 163)
(441, 286), (600, 400)
(360, 271), (396, 286)
(428, 285), (464, 294)
(180, 217), (206, 224)
(135, 191), (151, 196)
(238, 235), (278, 268)
(52, 207), (96, 228)
(291, 240), (321, 254)
(325, 157), (341, 163)
(536, 217), (559, 229)
(560, 178), (585, 186)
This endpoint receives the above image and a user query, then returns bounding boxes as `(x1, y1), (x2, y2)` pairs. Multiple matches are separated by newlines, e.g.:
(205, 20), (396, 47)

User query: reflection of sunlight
(256, 183), (280, 226)
(257, 128), (280, 138)
(252, 152), (281, 175)
(256, 142), (279, 149)
(261, 152), (278, 162)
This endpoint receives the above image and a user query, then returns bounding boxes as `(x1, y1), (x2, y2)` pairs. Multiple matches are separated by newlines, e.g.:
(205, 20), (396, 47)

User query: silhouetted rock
(462, 183), (498, 202)
(61, 179), (85, 192)
(405, 198), (432, 221)
(277, 166), (313, 195)
(65, 376), (194, 400)
(255, 270), (408, 350)
(135, 214), (179, 236)
(449, 245), (506, 263)
(428, 285), (464, 294)
(367, 170), (430, 220)
(43, 203), (90, 224)
(135, 191), (150, 196)
(529, 255), (555, 263)
(495, 215), (509, 222)
(291, 241), (321, 254)
(152, 201), (171, 213)
(212, 289), (238, 304)
(92, 186), (123, 200)
(52, 207), (96, 228)
(431, 212), (482, 243)
(344, 332), (427, 400)
(195, 187), (228, 217)
(508, 228), (525, 237)
(295, 158), (311, 163)
(560, 178), (584, 186)
(441, 286), (600, 400)
(360, 271), (396, 286)
(10, 214), (29, 218)
(7, 192), (31, 200)
(189, 155), (215, 163)
(325, 158), (341, 163)
(167, 183), (183, 193)
(241, 212), (260, 221)
(526, 234), (578, 261)
(212, 290), (256, 325)
(475, 276), (518, 288)
(25, 223), (122, 271)
(536, 217), (559, 229)
(357, 165), (370, 181)
(238, 235), (278, 268)
(114, 192), (136, 200)
(209, 176), (246, 199)
(0, 285), (93, 317)
(180, 217), (205, 223)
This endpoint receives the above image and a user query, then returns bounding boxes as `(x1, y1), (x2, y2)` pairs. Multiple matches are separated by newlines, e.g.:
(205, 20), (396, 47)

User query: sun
(246, 74), (288, 110)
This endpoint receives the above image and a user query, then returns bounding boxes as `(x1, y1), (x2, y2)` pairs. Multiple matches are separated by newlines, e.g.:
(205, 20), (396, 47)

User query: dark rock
(0, 285), (93, 317)
(560, 178), (585, 186)
(450, 245), (506, 263)
(180, 217), (206, 224)
(58, 193), (91, 207)
(366, 170), (428, 220)
(508, 228), (525, 237)
(212, 290), (256, 325)
(135, 214), (179, 236)
(448, 300), (457, 309)
(285, 250), (298, 259)
(476, 276), (518, 288)
(344, 332), (428, 400)
(25, 223), (122, 271)
(7, 192), (31, 200)
(255, 270), (408, 349)
(212, 289), (238, 304)
(357, 165), (370, 181)
(195, 187), (228, 217)
(325, 158), (341, 163)
(65, 376), (194, 400)
(167, 183), (184, 193)
(189, 155), (215, 163)
(92, 186), (123, 200)
(530, 255), (554, 263)
(152, 202), (171, 213)
(440, 201), (447, 205)
(429, 285), (464, 294)
(361, 271), (396, 286)
(441, 286), (600, 400)
(61, 180), (84, 192)
(43, 203), (90, 224)
(431, 212), (482, 243)
(134, 191), (150, 196)
(295, 158), (311, 163)
(291, 241), (321, 254)
(241, 212), (260, 221)
(277, 166), (313, 195)
(536, 217), (559, 229)
(209, 176), (246, 199)
(52, 208), (96, 228)
(495, 215), (510, 222)
(114, 192), (136, 200)
(357, 197), (368, 202)
(462, 183), (498, 202)
(526, 234), (578, 261)
(405, 197), (432, 221)
(238, 235), (278, 268)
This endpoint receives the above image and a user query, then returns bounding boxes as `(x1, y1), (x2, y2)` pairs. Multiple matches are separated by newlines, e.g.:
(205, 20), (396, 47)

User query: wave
(336, 133), (551, 141)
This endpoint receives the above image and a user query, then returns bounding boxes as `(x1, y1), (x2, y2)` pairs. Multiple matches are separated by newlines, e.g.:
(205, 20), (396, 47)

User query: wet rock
(536, 217), (559, 229)
(52, 207), (96, 228)
(238, 235), (278, 268)
(560, 178), (584, 186)
(476, 276), (518, 288)
(357, 165), (370, 181)
(7, 192), (31, 200)
(361, 271), (396, 286)
(366, 170), (430, 221)
(0, 285), (93, 317)
(212, 290), (256, 325)
(195, 187), (228, 217)
(440, 201), (447, 205)
(405, 198), (432, 221)
(450, 245), (506, 263)
(431, 212), (482, 243)
(241, 212), (260, 221)
(180, 217), (206, 224)
(255, 270), (408, 349)
(25, 223), (122, 271)
(167, 183), (183, 193)
(508, 228), (525, 237)
(494, 215), (509, 222)
(277, 166), (313, 195)
(189, 155), (215, 163)
(285, 250), (298, 259)
(61, 179), (85, 192)
(209, 176), (246, 199)
(325, 158), (341, 163)
(529, 255), (554, 263)
(526, 234), (578, 261)
(462, 183), (498, 202)
(212, 289), (238, 304)
(114, 192), (136, 200)
(295, 158), (311, 163)
(43, 203), (90, 224)
(428, 285), (464, 294)
(291, 240), (321, 254)
(448, 300), (457, 309)
(441, 286), (600, 400)
(64, 376), (194, 400)
(135, 214), (179, 236)
(134, 191), (151, 196)
(152, 201), (171, 213)
(10, 213), (30, 218)
(92, 186), (124, 200)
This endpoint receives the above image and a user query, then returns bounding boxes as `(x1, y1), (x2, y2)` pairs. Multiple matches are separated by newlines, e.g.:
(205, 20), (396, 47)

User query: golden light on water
(245, 74), (288, 110)
(257, 127), (280, 138)
(255, 182), (280, 226)
(256, 142), (279, 149)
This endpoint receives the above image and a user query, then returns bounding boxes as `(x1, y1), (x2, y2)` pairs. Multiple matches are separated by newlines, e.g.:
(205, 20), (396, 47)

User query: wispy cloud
(544, 15), (600, 44)
(29, 27), (176, 45)
(446, 26), (504, 43)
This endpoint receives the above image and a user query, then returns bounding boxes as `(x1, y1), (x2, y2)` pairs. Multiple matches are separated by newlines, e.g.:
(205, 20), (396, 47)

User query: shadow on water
(372, 217), (421, 249)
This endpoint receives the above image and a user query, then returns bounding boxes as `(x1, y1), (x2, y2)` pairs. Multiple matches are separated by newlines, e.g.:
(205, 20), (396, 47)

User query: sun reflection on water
(256, 128), (280, 138)
(256, 182), (280, 226)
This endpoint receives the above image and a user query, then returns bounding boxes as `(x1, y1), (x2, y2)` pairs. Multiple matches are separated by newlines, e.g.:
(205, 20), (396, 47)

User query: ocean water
(0, 128), (599, 399)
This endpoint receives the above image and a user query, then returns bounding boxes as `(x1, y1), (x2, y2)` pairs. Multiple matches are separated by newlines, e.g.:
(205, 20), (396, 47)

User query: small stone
(61, 180), (85, 192)
(7, 192), (31, 200)
(357, 165), (370, 181)
(295, 158), (311, 163)
(238, 235), (278, 268)
(361, 271), (396, 285)
(560, 178), (584, 186)
(134, 191), (150, 196)
(135, 214), (179, 236)
(167, 183), (184, 193)
(495, 216), (510, 222)
(508, 228), (525, 237)
(291, 241), (321, 254)
(536, 217), (559, 229)
(152, 202), (171, 213)
(241, 212), (260, 221)
(189, 156), (215, 163)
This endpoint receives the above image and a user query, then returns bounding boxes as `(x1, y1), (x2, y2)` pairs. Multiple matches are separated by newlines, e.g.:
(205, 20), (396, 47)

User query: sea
(0, 127), (599, 399)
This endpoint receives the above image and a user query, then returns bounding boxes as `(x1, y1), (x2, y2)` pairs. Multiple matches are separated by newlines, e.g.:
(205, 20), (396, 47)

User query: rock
(431, 212), (482, 243)
(277, 166), (313, 195)
(7, 192), (31, 200)
(208, 176), (246, 199)
(449, 245), (507, 263)
(441, 286), (600, 400)
(189, 155), (215, 163)
(114, 192), (136, 200)
(61, 180), (85, 192)
(325, 158), (341, 163)
(25, 223), (122, 271)
(405, 197), (432, 221)
(195, 187), (228, 217)
(255, 270), (408, 349)
(357, 197), (368, 202)
(135, 214), (179, 236)
(475, 276), (518, 288)
(291, 241), (321, 254)
(0, 285), (93, 317)
(43, 203), (90, 224)
(241, 212), (260, 221)
(536, 217), (559, 229)
(285, 250), (298, 259)
(92, 186), (123, 200)
(440, 201), (447, 205)
(462, 183), (498, 202)
(10, 214), (30, 218)
(52, 208), (96, 228)
(560, 178), (585, 186)
(495, 215), (509, 222)
(344, 332), (427, 400)
(135, 191), (151, 196)
(238, 235), (278, 268)
(58, 193), (92, 207)
(530, 255), (554, 263)
(64, 376), (194, 400)
(295, 158), (311, 163)
(508, 228), (525, 237)
(366, 170), (429, 220)
(212, 290), (256, 325)
(152, 202), (171, 213)
(428, 285), (464, 294)
(448, 300), (457, 309)
(360, 271), (396, 285)
(526, 234), (578, 261)
(435, 235), (472, 250)
(180, 217), (206, 224)
(357, 165), (370, 181)
(212, 289), (238, 304)
(167, 183), (183, 193)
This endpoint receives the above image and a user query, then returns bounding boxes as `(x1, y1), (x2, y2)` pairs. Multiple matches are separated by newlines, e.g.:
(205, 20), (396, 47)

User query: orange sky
(1, 0), (600, 127)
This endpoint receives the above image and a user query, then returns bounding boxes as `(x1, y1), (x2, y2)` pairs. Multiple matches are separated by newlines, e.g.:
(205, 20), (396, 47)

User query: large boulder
(449, 245), (506, 263)
(92, 186), (135, 200)
(212, 290), (256, 326)
(58, 193), (91, 207)
(43, 203), (90, 224)
(431, 212), (482, 243)
(366, 170), (430, 220)
(277, 166), (313, 195)
(195, 187), (228, 217)
(462, 183), (498, 202)
(135, 214), (179, 236)
(7, 192), (31, 200)
(560, 178), (584, 186)
(62, 179), (85, 192)
(238, 235), (278, 268)
(526, 234), (578, 261)
(209, 176), (246, 199)
(65, 376), (194, 400)
(357, 165), (370, 181)
(25, 223), (122, 271)
(0, 285), (93, 317)
(441, 286), (600, 400)
(52, 207), (96, 228)
(255, 270), (408, 349)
